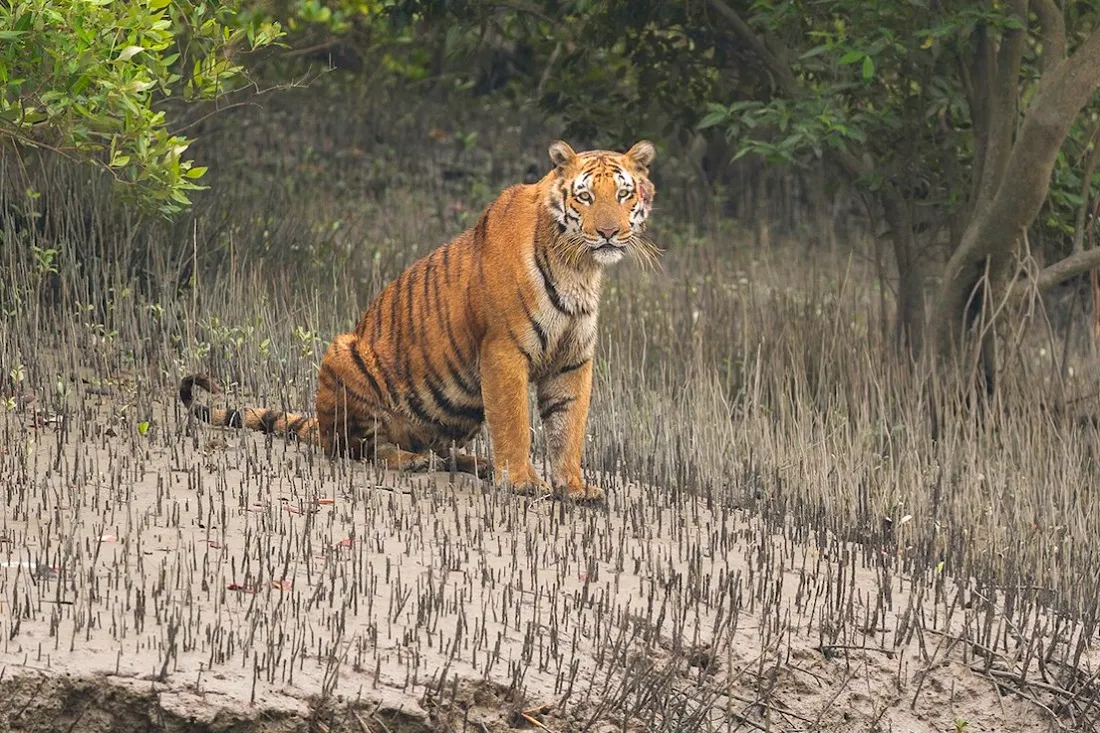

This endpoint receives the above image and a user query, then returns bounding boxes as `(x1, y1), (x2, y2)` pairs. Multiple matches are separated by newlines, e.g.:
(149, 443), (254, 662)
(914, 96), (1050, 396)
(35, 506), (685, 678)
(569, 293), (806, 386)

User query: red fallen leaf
(99, 534), (117, 543)
(272, 579), (292, 591)
(334, 537), (353, 548)
(316, 498), (335, 505)
(206, 540), (221, 549)
(227, 583), (256, 593)
(577, 572), (589, 582)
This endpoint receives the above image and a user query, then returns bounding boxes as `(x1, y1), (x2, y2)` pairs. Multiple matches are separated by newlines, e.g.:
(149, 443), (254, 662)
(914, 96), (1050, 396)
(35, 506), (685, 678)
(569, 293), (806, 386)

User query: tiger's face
(547, 140), (657, 267)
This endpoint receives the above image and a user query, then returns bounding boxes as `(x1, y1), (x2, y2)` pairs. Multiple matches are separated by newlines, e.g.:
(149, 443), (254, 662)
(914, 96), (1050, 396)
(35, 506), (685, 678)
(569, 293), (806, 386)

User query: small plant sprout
(32, 245), (59, 277)
(293, 325), (320, 357)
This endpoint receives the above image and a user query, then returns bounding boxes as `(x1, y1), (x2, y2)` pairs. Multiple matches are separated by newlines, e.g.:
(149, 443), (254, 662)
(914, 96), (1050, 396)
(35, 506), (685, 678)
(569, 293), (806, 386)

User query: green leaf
(184, 165), (207, 178)
(799, 45), (830, 60)
(117, 45), (145, 62)
(137, 420), (150, 436)
(697, 107), (728, 130)
(838, 50), (863, 65)
(861, 55), (875, 82)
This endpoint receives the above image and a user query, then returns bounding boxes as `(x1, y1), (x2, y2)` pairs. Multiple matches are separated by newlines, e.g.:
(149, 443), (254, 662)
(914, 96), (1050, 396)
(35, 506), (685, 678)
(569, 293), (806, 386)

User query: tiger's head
(546, 140), (658, 267)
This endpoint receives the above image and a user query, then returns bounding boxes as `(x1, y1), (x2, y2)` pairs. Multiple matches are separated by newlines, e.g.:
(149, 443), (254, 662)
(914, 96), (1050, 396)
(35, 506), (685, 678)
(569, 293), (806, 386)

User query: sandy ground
(0, 381), (1079, 732)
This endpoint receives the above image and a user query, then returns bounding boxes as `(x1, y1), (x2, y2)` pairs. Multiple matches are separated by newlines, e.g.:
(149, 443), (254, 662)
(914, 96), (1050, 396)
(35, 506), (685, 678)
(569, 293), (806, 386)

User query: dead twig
(520, 703), (558, 732)
(975, 665), (1092, 703)
(351, 709), (373, 733)
(979, 669), (1063, 726)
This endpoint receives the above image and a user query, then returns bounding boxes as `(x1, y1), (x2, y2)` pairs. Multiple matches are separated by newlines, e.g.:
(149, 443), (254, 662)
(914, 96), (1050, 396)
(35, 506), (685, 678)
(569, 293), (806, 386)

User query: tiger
(180, 139), (658, 502)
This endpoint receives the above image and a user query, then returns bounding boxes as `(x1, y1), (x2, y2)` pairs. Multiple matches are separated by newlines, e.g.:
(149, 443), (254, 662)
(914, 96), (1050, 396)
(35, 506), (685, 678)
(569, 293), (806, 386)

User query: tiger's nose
(596, 226), (620, 241)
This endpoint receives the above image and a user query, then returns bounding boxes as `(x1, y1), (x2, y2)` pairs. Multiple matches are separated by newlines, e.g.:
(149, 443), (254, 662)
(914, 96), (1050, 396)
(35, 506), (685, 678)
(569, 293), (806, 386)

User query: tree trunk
(881, 190), (925, 354)
(933, 23), (1100, 364)
(707, 0), (1100, 375)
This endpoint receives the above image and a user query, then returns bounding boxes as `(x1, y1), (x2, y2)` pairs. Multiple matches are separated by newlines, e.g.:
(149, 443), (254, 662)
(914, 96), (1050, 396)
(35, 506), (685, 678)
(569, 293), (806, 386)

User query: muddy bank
(0, 673), (538, 733)
(0, 395), (1075, 731)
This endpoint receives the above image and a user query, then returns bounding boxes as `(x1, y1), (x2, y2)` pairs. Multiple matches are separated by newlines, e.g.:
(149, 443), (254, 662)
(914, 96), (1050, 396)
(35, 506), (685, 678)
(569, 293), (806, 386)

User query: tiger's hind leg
(446, 449), (492, 478)
(372, 443), (433, 472)
(427, 430), (492, 478)
(318, 408), (432, 472)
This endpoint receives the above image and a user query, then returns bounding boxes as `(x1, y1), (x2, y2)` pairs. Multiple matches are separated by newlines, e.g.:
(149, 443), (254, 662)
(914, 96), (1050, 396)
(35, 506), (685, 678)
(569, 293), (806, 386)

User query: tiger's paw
(398, 453), (432, 472)
(508, 474), (552, 497)
(377, 447), (433, 473)
(449, 452), (493, 479)
(496, 465), (550, 497)
(557, 481), (606, 504)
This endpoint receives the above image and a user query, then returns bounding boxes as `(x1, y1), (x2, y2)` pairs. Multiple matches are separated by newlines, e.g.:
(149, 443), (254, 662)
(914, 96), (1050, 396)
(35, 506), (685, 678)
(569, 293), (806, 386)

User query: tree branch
(704, 0), (872, 181)
(1072, 120), (1100, 253)
(965, 25), (993, 210)
(974, 0), (1028, 216)
(1010, 247), (1100, 302)
(1031, 0), (1067, 75)
(704, 0), (798, 97)
(935, 21), (1100, 354)
(979, 19), (1100, 255)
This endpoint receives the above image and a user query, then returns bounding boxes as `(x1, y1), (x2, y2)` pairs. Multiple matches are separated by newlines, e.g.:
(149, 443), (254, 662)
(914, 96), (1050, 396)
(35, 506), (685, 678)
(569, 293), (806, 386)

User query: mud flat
(0, 391), (1075, 732)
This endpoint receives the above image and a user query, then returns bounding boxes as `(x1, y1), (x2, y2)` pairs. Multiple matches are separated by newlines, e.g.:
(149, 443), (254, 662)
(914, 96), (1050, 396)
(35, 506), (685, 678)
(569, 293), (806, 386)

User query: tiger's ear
(548, 140), (577, 169)
(626, 140), (656, 170)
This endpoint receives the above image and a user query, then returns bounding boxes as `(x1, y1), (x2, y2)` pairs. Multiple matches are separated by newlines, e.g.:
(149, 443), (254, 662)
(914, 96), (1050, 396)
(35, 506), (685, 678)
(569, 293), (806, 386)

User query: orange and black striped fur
(180, 140), (658, 501)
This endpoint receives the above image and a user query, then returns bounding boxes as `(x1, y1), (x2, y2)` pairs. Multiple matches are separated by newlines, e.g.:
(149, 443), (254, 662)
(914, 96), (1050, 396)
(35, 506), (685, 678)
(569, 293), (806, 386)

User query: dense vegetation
(6, 0), (1100, 378)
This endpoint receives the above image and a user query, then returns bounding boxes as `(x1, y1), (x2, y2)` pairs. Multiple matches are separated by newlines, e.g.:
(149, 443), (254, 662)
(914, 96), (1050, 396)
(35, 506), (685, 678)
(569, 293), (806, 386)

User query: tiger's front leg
(536, 359), (604, 502)
(480, 338), (548, 494)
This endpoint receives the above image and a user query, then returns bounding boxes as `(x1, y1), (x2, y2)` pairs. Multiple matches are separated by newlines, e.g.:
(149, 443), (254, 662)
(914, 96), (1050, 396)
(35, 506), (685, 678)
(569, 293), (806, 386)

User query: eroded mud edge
(0, 671), (546, 733)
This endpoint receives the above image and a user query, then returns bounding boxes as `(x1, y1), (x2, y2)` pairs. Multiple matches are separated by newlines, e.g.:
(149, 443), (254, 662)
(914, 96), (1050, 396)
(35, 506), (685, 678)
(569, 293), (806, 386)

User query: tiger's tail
(179, 374), (320, 444)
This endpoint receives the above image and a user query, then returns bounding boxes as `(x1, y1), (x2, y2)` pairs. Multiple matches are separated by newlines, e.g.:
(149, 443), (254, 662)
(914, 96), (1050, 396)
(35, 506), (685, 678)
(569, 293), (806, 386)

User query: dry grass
(1, 82), (1099, 731)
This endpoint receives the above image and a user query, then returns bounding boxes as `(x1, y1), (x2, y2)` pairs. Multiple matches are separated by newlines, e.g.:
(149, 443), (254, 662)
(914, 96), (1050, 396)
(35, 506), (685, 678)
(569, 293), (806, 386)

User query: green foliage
(289, 0), (754, 147)
(694, 0), (1100, 251)
(0, 0), (282, 215)
(280, 0), (377, 32)
(8, 0), (1098, 249)
(701, 2), (989, 175)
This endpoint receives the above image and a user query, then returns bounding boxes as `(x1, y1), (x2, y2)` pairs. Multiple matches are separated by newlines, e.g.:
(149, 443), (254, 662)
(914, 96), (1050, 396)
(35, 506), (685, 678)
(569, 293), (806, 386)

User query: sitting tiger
(180, 140), (658, 501)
